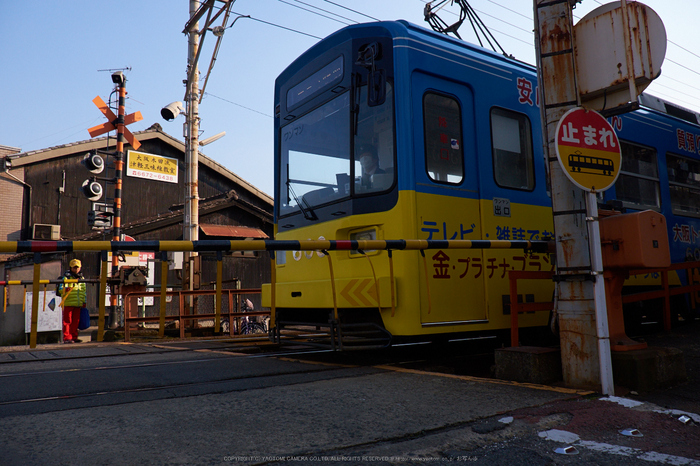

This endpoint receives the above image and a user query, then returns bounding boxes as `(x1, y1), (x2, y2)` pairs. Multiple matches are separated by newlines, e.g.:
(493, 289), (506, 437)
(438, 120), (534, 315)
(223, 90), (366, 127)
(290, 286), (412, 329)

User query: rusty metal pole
(109, 72), (127, 329)
(534, 0), (609, 391)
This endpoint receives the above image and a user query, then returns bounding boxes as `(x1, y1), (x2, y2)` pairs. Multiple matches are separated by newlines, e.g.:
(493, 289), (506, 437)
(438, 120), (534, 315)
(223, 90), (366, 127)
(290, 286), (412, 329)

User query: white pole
(185, 0), (201, 294)
(586, 191), (615, 395)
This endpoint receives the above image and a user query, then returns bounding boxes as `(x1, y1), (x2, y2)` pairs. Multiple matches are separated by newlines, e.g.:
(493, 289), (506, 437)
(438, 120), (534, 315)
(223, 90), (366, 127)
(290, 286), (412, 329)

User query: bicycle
(236, 299), (268, 335)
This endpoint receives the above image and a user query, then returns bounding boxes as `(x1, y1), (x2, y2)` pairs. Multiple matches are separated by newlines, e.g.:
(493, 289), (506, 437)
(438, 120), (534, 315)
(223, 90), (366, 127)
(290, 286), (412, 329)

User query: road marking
(540, 429), (700, 465)
(374, 365), (594, 395)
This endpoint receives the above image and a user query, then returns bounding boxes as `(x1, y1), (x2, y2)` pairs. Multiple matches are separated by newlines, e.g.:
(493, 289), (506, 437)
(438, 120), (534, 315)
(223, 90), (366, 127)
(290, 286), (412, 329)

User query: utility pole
(168, 0), (235, 299)
(184, 0), (201, 295)
(533, 0), (614, 393)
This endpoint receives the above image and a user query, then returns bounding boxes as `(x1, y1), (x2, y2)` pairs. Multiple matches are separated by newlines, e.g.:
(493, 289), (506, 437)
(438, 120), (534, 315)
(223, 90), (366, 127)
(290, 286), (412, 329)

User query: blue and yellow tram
(262, 20), (700, 346)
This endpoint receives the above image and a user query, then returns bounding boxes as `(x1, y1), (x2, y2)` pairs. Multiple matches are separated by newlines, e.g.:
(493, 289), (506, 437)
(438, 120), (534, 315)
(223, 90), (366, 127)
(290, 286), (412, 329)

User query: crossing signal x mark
(87, 96), (143, 149)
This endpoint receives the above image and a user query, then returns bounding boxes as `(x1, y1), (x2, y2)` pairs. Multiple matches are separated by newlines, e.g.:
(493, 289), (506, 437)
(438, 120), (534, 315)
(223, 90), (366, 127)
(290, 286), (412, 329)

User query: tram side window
(667, 153), (700, 217)
(614, 142), (660, 209)
(423, 93), (464, 184)
(490, 108), (534, 190)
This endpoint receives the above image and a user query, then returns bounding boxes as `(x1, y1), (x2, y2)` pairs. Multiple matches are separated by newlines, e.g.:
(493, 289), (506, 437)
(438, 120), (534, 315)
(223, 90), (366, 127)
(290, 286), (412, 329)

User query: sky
(2, 0), (699, 197)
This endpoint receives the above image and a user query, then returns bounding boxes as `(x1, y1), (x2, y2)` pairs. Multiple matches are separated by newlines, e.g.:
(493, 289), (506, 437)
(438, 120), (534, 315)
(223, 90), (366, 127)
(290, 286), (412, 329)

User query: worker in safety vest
(57, 259), (87, 343)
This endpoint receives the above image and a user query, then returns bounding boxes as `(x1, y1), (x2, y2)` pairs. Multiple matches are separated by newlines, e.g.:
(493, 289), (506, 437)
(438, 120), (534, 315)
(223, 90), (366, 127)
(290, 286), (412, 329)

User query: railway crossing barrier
(0, 238), (551, 348)
(3, 239), (698, 349)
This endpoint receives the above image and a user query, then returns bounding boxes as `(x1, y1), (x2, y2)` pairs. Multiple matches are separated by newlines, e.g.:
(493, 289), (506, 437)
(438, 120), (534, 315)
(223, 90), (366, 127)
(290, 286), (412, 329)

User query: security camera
(161, 101), (184, 121)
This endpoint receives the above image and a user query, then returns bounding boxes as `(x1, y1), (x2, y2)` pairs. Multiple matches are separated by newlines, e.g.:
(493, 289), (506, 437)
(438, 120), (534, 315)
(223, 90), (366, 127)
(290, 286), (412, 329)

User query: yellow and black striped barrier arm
(0, 239), (553, 254)
(1, 239), (553, 348)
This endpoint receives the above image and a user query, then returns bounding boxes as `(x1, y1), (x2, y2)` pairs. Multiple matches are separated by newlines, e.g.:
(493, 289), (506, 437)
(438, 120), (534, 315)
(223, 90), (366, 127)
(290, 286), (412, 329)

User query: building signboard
(126, 150), (178, 184)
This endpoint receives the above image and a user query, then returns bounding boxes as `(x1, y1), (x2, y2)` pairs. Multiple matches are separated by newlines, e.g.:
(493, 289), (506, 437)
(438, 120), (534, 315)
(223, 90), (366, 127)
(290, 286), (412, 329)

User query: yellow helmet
(69, 259), (82, 268)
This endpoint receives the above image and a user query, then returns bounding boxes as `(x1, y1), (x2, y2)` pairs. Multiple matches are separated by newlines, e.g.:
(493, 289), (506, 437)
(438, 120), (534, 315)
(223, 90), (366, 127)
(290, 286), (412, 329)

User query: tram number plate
(493, 198), (511, 217)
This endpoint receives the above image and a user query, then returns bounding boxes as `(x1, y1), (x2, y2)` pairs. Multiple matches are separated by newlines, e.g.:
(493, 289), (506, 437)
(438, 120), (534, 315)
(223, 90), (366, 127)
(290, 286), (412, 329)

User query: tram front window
(279, 83), (395, 219)
(280, 93), (351, 217)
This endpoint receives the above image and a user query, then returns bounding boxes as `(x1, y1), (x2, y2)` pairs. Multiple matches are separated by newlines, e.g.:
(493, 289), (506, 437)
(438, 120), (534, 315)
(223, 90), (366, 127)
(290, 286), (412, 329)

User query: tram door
(412, 72), (487, 325)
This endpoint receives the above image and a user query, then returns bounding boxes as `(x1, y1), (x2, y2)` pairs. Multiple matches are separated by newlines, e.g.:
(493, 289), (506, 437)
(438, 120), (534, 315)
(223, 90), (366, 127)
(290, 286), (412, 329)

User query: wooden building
(0, 125), (273, 345)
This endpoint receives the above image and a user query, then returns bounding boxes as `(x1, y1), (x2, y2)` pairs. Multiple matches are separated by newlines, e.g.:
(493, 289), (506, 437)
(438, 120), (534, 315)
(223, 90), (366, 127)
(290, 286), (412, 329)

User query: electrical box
(119, 266), (148, 286)
(599, 210), (670, 269)
(32, 224), (61, 240)
(168, 251), (183, 270)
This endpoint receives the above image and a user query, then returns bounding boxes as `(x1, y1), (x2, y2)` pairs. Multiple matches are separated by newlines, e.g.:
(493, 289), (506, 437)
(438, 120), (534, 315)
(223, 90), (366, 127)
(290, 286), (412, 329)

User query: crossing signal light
(87, 209), (112, 228)
(83, 151), (105, 174)
(81, 150), (104, 201)
(82, 179), (103, 201)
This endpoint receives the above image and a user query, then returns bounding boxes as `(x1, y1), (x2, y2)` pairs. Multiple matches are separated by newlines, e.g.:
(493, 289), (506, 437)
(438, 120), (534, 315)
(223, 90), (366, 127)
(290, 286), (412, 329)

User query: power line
(666, 58), (700, 79)
(323, 0), (379, 21)
(277, 0), (353, 25)
(17, 117), (104, 150)
(293, 0), (358, 24)
(485, 0), (531, 21)
(472, 6), (533, 36)
(231, 10), (324, 40)
(234, 1), (700, 109)
(658, 75), (700, 95)
(669, 39), (700, 63)
(419, 0), (533, 44)
(653, 81), (700, 100)
(645, 88), (700, 113)
(203, 92), (273, 118)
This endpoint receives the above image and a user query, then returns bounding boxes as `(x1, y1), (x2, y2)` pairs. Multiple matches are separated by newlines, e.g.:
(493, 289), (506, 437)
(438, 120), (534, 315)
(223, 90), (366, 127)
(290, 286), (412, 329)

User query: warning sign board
(555, 107), (621, 192)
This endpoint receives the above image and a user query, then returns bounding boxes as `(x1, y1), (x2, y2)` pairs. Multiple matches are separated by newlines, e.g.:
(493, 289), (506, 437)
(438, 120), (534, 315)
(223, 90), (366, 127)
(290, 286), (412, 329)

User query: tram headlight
(350, 228), (377, 255)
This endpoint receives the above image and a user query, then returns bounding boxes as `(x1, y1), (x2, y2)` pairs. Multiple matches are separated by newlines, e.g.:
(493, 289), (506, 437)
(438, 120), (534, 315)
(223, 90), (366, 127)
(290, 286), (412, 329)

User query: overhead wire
(18, 117), (105, 149)
(233, 0), (700, 114)
(231, 10), (324, 39)
(483, 0), (700, 110)
(665, 58), (700, 79)
(484, 0), (530, 20)
(652, 82), (700, 103)
(420, 0), (534, 51)
(471, 6), (533, 36)
(203, 92), (273, 118)
(643, 87), (700, 111)
(203, 2), (339, 121)
(277, 0), (353, 25)
(669, 39), (700, 62)
(292, 0), (358, 24)
(323, 0), (380, 21)
(659, 75), (700, 94)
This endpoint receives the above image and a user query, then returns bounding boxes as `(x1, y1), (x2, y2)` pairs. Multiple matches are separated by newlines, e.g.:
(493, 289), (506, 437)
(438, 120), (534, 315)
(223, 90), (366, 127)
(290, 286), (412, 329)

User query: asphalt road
(0, 323), (697, 465)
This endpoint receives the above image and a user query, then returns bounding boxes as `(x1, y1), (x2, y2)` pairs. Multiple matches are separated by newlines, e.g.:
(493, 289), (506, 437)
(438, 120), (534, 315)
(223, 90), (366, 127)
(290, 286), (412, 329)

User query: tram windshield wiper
(286, 180), (318, 221)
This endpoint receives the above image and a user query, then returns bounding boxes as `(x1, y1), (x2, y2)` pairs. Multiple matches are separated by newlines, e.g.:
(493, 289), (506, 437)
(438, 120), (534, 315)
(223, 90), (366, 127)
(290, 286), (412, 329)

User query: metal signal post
(110, 71), (127, 328)
(87, 71), (143, 328)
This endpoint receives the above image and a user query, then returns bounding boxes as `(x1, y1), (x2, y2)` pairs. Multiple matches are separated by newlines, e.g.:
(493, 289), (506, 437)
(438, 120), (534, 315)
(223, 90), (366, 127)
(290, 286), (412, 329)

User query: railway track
(0, 334), (517, 419)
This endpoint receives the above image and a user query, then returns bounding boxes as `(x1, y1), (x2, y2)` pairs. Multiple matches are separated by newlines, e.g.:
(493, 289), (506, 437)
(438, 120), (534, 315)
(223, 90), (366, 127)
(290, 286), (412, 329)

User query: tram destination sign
(555, 107), (621, 192)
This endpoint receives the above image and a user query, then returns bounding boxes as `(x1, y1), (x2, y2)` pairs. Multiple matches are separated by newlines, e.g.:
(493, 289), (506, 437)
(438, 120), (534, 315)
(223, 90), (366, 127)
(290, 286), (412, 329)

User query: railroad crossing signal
(87, 209), (112, 229)
(81, 179), (103, 201)
(555, 107), (622, 192)
(87, 96), (143, 149)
